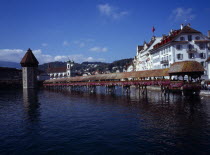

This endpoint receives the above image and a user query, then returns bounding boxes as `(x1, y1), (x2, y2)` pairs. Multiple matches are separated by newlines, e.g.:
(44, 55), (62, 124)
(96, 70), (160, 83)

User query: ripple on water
(0, 89), (210, 154)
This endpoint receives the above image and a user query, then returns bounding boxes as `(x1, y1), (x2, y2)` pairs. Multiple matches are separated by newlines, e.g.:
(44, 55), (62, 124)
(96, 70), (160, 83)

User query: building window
(199, 43), (205, 50)
(188, 44), (194, 50)
(195, 36), (200, 40)
(176, 45), (182, 50)
(177, 54), (183, 60)
(188, 35), (192, 41)
(200, 53), (206, 59)
(200, 61), (205, 67)
(180, 37), (185, 41)
(67, 65), (70, 69)
(188, 53), (195, 59)
(169, 55), (171, 61)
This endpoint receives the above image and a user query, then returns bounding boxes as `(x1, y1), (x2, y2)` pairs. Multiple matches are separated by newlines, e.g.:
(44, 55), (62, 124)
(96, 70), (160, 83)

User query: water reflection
(49, 87), (205, 117)
(1, 88), (209, 154)
(23, 89), (40, 122)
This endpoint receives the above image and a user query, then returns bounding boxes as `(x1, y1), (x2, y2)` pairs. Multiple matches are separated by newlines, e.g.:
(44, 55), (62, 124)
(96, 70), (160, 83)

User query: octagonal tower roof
(20, 48), (39, 67)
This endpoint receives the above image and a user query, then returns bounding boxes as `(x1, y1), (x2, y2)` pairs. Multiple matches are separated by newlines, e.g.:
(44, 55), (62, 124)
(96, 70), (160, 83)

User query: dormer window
(195, 36), (200, 40)
(180, 37), (185, 41)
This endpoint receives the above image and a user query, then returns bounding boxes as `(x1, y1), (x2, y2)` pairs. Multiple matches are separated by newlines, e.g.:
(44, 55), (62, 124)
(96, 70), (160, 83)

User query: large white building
(133, 36), (162, 71)
(133, 24), (210, 79)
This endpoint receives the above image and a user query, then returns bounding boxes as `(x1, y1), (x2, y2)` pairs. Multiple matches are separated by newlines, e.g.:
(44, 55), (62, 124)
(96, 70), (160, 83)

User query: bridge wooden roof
(44, 68), (169, 83)
(44, 61), (205, 84)
(168, 61), (204, 75)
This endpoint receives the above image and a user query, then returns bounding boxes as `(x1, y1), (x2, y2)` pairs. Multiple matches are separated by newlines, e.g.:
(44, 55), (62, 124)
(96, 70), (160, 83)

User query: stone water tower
(20, 48), (39, 89)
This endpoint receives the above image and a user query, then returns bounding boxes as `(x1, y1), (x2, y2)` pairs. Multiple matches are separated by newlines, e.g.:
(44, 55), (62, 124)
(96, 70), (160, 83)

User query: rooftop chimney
(181, 24), (184, 30)
(187, 23), (191, 27)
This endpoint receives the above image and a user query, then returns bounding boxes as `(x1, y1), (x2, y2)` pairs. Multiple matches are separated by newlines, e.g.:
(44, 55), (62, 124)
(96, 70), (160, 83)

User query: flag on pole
(152, 26), (155, 33)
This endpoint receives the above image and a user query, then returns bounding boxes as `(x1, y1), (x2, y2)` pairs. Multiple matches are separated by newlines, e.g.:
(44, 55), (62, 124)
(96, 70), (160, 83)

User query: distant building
(47, 60), (74, 79)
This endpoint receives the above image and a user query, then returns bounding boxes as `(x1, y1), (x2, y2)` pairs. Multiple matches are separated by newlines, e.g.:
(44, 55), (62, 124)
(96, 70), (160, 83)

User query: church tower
(20, 48), (39, 89)
(66, 60), (73, 77)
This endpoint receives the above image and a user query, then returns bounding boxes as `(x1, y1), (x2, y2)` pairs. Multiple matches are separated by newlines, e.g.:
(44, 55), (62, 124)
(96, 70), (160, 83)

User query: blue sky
(0, 0), (210, 64)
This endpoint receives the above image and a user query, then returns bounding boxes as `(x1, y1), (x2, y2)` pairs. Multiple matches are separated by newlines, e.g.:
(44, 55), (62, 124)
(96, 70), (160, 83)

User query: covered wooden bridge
(44, 61), (204, 94)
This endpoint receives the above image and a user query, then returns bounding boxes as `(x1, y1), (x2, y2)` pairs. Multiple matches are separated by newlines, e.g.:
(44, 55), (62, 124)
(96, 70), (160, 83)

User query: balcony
(160, 60), (169, 65)
(187, 48), (197, 53)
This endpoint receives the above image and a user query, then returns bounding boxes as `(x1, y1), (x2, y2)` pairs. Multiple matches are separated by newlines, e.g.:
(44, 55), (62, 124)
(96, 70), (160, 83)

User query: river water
(0, 88), (210, 154)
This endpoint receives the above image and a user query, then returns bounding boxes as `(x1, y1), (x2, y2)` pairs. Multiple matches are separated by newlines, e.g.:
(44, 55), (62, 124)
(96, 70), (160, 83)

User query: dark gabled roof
(20, 48), (39, 67)
(194, 40), (210, 43)
(137, 45), (143, 51)
(46, 67), (66, 73)
(180, 26), (201, 34)
(171, 41), (189, 44)
(168, 61), (204, 74)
